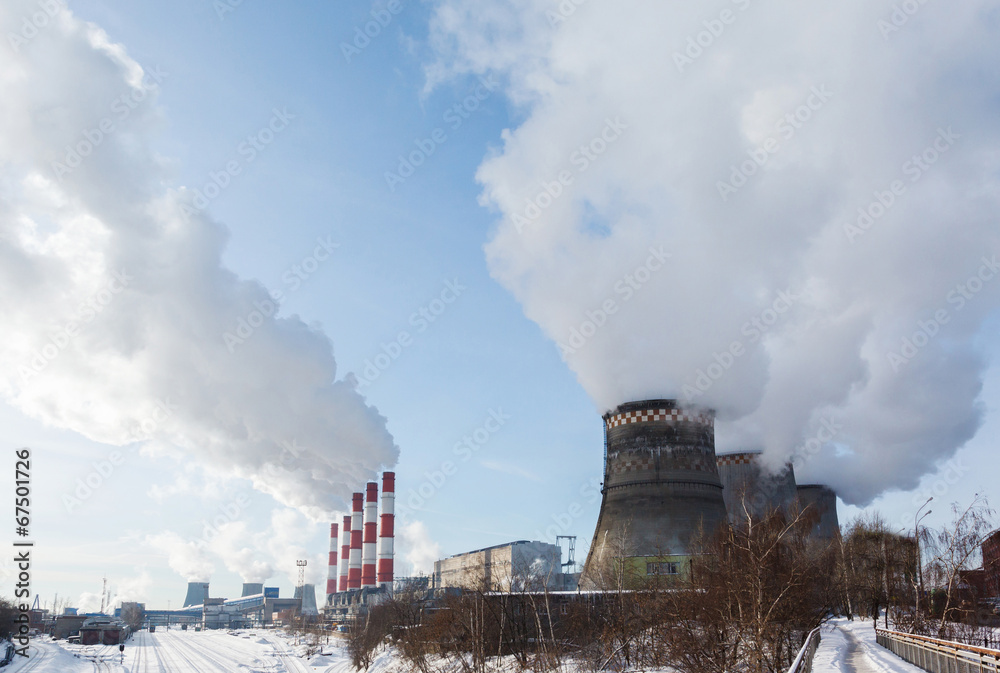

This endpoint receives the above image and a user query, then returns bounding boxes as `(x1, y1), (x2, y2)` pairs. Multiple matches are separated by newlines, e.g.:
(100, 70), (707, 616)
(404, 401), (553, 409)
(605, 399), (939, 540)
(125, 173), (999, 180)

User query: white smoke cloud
(398, 520), (441, 575)
(145, 532), (215, 583)
(205, 521), (276, 584)
(427, 0), (1000, 504)
(0, 1), (397, 519)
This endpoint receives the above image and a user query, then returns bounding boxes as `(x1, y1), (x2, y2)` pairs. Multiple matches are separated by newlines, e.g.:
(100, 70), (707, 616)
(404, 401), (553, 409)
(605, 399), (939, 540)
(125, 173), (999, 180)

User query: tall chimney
(339, 515), (351, 592)
(361, 482), (378, 588)
(581, 400), (728, 588)
(326, 523), (339, 596)
(348, 493), (363, 589)
(378, 472), (395, 588)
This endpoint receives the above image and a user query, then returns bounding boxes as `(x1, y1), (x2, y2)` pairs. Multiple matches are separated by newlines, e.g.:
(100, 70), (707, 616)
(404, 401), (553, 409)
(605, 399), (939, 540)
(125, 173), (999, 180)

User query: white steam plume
(428, 0), (1000, 504)
(145, 532), (215, 583)
(0, 1), (397, 518)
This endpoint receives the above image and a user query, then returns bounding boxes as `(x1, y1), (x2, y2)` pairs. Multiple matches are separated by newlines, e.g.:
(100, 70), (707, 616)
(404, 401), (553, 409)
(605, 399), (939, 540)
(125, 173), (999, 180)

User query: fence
(788, 626), (822, 673)
(876, 628), (1000, 673)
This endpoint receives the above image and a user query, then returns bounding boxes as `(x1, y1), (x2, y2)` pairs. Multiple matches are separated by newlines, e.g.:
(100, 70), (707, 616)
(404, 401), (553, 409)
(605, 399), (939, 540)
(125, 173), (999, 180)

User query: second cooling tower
(581, 400), (728, 583)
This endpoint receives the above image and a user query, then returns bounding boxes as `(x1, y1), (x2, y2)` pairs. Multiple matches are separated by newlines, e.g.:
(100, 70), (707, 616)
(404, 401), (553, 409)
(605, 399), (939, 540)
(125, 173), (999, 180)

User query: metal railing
(788, 626), (822, 673)
(876, 628), (1000, 673)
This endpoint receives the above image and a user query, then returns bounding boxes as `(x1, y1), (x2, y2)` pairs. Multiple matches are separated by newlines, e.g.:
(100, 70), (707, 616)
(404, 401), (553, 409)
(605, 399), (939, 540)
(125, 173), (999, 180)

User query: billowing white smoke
(0, 2), (397, 519)
(146, 532), (215, 582)
(428, 0), (1000, 503)
(205, 521), (276, 584)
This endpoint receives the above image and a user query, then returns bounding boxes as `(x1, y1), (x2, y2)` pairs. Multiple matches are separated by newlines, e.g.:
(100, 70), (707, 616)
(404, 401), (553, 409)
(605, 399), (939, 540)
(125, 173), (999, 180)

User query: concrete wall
(434, 541), (561, 591)
(717, 451), (797, 523)
(582, 401), (728, 587)
(796, 485), (840, 539)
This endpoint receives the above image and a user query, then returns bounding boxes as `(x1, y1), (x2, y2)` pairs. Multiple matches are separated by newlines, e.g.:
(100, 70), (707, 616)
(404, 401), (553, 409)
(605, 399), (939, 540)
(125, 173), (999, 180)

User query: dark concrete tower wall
(717, 451), (797, 522)
(582, 400), (729, 583)
(796, 485), (840, 539)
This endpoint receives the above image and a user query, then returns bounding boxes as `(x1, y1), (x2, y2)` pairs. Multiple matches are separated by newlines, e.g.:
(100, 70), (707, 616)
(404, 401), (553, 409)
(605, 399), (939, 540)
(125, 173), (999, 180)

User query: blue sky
(2, 0), (999, 610)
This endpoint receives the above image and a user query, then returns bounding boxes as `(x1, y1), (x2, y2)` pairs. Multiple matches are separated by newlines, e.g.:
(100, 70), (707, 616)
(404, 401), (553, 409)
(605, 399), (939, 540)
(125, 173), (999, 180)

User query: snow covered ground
(4, 619), (930, 673)
(3, 627), (359, 673)
(813, 618), (927, 673)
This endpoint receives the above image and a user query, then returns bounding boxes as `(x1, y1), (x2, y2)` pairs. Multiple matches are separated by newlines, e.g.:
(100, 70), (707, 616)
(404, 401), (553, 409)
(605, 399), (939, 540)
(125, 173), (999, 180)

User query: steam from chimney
(0, 0), (398, 522)
(426, 0), (1000, 504)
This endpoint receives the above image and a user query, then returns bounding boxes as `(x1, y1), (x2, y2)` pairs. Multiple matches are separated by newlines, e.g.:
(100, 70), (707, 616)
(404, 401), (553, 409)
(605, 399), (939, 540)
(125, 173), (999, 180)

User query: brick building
(984, 530), (1000, 599)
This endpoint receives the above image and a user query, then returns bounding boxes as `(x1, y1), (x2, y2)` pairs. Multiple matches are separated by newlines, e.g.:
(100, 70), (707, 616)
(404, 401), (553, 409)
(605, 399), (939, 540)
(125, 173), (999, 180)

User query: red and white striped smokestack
(348, 493), (363, 589)
(378, 472), (395, 588)
(338, 515), (350, 592)
(326, 523), (338, 596)
(361, 482), (378, 588)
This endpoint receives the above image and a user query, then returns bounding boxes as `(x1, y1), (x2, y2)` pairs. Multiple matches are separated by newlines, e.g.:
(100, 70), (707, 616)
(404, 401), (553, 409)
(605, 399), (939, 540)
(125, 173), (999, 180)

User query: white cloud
(0, 0), (398, 520)
(398, 520), (441, 575)
(428, 0), (1000, 504)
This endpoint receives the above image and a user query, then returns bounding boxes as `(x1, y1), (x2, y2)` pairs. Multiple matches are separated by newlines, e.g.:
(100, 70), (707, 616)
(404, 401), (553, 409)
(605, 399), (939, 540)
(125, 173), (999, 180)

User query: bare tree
(923, 495), (995, 634)
(667, 499), (836, 673)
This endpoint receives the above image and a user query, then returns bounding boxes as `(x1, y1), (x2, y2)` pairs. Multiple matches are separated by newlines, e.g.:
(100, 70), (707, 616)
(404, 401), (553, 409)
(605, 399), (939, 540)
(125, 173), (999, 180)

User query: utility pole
(915, 497), (933, 623)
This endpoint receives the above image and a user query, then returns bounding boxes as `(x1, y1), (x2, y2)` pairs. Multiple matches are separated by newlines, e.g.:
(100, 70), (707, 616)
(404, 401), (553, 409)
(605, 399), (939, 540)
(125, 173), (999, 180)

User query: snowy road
(814, 619), (927, 673)
(6, 629), (351, 673)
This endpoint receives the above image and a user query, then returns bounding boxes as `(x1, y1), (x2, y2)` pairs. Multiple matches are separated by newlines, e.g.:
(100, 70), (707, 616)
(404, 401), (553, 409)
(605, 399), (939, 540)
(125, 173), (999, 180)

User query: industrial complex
(34, 399), (857, 635)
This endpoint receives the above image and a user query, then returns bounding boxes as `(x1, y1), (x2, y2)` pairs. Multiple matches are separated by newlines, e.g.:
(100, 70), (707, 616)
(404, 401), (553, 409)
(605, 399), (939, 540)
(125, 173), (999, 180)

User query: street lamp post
(915, 497), (933, 624)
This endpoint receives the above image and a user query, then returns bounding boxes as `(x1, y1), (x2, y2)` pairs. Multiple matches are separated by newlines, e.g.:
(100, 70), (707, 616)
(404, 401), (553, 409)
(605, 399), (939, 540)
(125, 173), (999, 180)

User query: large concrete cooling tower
(295, 583), (319, 616)
(716, 451), (797, 523)
(581, 400), (728, 585)
(796, 484), (841, 539)
(241, 583), (264, 597)
(182, 582), (209, 607)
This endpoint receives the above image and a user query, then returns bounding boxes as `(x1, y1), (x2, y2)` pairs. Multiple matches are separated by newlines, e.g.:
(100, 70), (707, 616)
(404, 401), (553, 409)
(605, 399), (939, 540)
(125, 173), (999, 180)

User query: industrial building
(983, 530), (1000, 599)
(119, 582), (305, 629)
(581, 400), (729, 588)
(432, 540), (564, 591)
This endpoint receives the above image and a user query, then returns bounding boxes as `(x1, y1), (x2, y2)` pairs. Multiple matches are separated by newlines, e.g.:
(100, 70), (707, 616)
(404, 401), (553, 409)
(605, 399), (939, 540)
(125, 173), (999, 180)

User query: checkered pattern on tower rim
(716, 453), (760, 467)
(605, 408), (712, 430)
